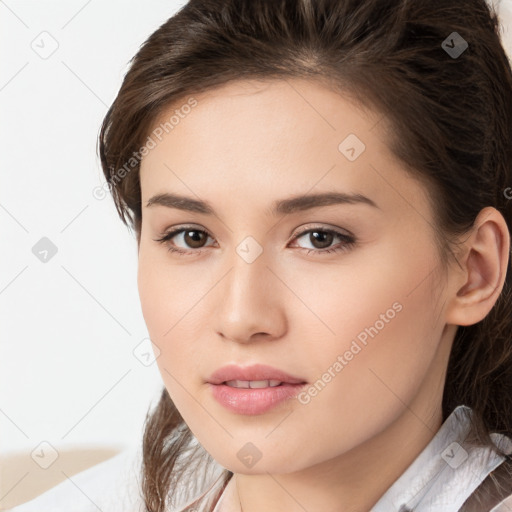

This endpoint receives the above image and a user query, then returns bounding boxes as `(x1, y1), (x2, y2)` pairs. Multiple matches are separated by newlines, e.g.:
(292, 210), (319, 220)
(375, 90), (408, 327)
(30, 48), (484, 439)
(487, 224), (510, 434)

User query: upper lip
(207, 364), (307, 385)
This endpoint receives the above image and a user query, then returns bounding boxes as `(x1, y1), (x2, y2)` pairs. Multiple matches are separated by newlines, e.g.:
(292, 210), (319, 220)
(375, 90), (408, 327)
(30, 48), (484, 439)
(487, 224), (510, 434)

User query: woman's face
(137, 78), (456, 474)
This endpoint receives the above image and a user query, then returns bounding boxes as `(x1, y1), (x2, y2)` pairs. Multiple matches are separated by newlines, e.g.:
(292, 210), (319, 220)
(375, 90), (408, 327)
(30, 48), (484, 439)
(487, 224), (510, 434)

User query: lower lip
(208, 382), (307, 415)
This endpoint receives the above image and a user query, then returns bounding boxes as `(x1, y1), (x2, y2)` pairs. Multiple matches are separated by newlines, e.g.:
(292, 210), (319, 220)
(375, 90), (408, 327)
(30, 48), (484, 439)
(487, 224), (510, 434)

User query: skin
(136, 78), (510, 512)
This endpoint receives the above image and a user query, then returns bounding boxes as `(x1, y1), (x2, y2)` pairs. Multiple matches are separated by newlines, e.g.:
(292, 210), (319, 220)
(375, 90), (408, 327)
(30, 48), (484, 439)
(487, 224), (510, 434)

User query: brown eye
(291, 226), (356, 256)
(308, 230), (334, 249)
(153, 226), (215, 255)
(182, 229), (208, 248)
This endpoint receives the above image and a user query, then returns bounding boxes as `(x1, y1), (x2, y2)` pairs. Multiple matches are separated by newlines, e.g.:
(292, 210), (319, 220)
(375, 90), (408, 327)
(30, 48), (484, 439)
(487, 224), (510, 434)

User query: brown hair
(98, 0), (512, 510)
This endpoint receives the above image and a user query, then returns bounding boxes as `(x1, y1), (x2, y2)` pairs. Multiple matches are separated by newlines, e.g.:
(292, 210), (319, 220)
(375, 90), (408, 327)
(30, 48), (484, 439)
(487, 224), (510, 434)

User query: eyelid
(291, 222), (354, 239)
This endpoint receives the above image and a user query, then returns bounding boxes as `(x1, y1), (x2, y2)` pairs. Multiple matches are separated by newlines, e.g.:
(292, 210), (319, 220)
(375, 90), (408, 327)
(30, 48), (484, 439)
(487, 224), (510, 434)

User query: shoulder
(5, 446), (144, 512)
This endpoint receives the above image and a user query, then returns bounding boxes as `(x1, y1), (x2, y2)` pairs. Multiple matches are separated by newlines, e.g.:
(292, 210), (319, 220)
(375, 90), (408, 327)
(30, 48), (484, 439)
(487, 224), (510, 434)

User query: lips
(207, 363), (307, 386)
(207, 363), (308, 415)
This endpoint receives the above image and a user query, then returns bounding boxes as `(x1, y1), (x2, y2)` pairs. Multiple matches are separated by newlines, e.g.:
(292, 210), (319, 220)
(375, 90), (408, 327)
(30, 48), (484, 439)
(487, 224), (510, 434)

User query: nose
(214, 249), (287, 344)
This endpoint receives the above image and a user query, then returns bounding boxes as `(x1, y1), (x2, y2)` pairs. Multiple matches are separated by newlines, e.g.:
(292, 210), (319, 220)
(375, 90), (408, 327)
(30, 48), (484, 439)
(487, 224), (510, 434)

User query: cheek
(137, 248), (166, 338)
(136, 245), (210, 382)
(284, 230), (440, 355)
(280, 293), (441, 470)
(137, 243), (196, 335)
(137, 261), (202, 419)
(285, 240), (444, 442)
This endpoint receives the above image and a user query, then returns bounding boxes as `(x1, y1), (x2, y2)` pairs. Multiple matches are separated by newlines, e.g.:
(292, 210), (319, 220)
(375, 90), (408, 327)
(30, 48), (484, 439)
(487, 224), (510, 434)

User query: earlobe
(445, 207), (510, 327)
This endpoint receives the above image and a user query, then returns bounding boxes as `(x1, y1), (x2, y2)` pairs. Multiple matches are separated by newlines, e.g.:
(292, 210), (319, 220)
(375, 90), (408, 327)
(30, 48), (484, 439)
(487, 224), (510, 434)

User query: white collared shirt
(371, 405), (512, 512)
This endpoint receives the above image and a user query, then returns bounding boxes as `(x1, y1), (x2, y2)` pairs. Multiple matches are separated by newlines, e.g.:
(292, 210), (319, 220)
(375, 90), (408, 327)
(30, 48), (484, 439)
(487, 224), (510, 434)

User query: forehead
(139, 78), (430, 219)
(148, 78), (382, 151)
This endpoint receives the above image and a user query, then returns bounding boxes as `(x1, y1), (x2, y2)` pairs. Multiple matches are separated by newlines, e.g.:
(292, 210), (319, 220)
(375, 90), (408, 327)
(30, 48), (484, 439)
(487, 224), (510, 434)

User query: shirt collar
(372, 404), (512, 511)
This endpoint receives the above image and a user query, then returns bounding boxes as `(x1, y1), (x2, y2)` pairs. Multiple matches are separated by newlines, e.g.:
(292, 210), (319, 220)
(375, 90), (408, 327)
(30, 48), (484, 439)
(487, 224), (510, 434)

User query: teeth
(225, 379), (283, 388)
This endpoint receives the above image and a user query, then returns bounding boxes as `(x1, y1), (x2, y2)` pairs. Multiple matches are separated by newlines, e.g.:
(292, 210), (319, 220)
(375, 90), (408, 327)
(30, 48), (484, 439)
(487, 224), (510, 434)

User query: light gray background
(1, 0), (185, 456)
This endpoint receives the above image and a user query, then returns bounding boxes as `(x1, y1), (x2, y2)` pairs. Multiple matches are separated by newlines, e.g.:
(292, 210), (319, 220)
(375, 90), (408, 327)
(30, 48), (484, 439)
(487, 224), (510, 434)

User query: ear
(445, 207), (510, 327)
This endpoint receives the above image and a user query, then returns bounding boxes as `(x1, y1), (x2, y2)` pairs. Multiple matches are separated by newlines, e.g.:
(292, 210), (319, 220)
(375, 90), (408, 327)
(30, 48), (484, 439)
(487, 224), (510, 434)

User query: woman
(9, 0), (512, 511)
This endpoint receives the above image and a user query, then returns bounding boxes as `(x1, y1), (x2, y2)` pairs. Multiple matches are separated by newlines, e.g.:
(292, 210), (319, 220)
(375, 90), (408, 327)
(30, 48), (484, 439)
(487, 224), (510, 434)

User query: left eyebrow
(271, 191), (379, 215)
(145, 191), (380, 216)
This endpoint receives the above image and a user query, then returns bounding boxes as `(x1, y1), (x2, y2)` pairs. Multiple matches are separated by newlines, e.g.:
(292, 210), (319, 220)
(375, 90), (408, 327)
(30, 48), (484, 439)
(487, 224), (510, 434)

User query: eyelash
(153, 225), (356, 257)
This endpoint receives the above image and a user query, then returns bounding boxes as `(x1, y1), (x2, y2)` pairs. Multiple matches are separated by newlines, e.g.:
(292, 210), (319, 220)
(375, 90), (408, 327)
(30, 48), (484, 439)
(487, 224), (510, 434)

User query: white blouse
(6, 405), (512, 512)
